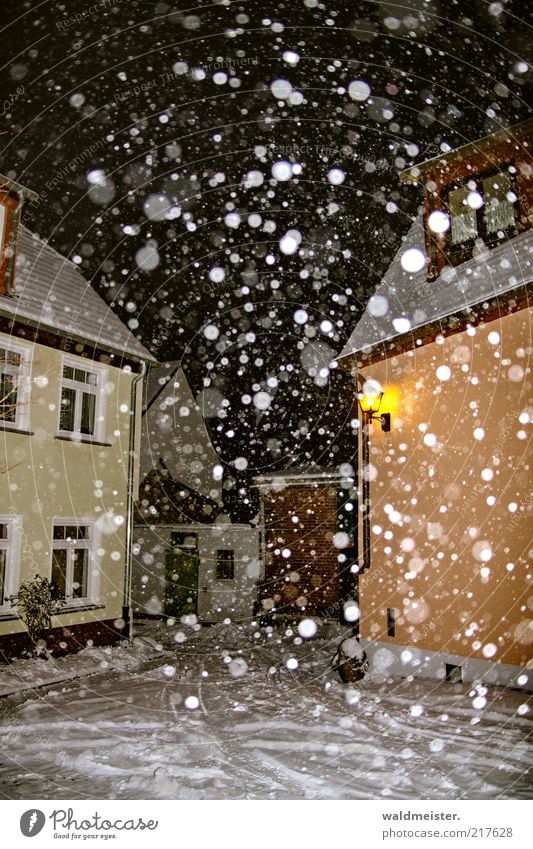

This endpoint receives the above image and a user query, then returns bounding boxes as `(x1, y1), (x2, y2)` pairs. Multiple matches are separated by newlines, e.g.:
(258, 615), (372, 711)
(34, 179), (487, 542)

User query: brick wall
(259, 483), (341, 618)
(0, 618), (125, 663)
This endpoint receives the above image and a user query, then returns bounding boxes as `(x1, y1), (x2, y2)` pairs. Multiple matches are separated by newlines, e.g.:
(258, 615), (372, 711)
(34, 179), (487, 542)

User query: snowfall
(0, 619), (531, 800)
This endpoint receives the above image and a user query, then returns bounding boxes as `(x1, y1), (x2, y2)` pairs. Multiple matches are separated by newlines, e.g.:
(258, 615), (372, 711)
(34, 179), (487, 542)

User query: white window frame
(445, 167), (518, 250)
(57, 355), (107, 442)
(51, 518), (101, 608)
(0, 337), (32, 431)
(0, 515), (22, 614)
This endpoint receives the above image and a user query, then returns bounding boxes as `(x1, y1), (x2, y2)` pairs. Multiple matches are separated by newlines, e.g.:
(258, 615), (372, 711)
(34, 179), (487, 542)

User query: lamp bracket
(370, 412), (391, 432)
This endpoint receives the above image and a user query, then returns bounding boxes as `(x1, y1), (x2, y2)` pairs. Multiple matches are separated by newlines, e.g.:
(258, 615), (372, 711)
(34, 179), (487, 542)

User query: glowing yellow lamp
(358, 379), (384, 413)
(357, 379), (390, 431)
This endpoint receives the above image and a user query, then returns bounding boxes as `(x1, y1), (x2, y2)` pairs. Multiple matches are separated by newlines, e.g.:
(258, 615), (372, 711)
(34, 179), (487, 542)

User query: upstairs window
(444, 167), (518, 263)
(58, 357), (106, 440)
(483, 172), (517, 235)
(216, 549), (235, 580)
(448, 185), (478, 245)
(0, 340), (32, 430)
(51, 521), (99, 606)
(0, 189), (19, 296)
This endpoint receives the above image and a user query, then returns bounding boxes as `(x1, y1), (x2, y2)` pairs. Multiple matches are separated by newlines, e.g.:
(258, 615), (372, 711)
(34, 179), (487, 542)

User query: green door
(164, 535), (199, 618)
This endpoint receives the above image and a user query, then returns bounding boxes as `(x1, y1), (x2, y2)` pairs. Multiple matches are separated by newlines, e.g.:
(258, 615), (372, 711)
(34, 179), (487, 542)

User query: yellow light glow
(378, 384), (401, 420)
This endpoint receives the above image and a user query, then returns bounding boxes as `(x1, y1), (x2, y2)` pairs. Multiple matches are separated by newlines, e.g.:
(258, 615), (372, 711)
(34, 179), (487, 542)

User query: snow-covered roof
(140, 362), (222, 500)
(400, 118), (533, 184)
(0, 172), (38, 202)
(338, 216), (533, 360)
(0, 225), (155, 362)
(253, 466), (355, 489)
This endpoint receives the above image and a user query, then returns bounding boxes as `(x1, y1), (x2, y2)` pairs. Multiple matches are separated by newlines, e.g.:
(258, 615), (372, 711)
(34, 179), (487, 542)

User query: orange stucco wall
(359, 306), (532, 667)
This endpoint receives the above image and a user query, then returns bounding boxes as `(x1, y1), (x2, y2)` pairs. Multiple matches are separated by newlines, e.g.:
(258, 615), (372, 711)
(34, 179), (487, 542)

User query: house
(252, 468), (357, 621)
(132, 362), (261, 623)
(0, 174), (155, 659)
(338, 119), (533, 690)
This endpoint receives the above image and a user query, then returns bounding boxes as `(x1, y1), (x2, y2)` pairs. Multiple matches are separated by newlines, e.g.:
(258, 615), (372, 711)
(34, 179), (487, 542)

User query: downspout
(361, 411), (371, 577)
(332, 368), (369, 681)
(351, 368), (374, 639)
(256, 489), (266, 617)
(123, 360), (146, 645)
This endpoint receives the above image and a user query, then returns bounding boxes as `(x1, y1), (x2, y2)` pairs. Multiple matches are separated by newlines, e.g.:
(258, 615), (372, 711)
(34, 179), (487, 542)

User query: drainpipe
(123, 360), (146, 645)
(333, 370), (367, 681)
(361, 411), (371, 578)
(354, 406), (373, 643)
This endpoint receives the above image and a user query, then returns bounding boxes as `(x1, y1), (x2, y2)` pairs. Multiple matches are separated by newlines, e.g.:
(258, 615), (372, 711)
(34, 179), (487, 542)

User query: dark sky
(1, 0), (531, 499)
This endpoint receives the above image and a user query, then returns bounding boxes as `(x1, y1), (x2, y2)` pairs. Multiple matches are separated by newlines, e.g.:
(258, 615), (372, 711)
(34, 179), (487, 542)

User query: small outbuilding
(132, 362), (261, 623)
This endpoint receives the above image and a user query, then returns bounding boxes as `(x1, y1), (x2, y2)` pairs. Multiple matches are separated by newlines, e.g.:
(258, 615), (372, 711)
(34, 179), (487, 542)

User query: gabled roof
(0, 172), (38, 202)
(136, 462), (221, 525)
(338, 217), (533, 360)
(140, 361), (223, 500)
(143, 359), (182, 409)
(0, 225), (155, 362)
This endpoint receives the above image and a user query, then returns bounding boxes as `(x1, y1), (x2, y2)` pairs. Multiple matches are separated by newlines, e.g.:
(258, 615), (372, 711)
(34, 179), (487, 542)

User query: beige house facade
(339, 121), (533, 690)
(0, 175), (154, 658)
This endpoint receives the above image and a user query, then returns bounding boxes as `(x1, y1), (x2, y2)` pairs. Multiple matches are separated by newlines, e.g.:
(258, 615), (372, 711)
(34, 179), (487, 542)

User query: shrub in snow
(332, 637), (369, 683)
(9, 574), (64, 657)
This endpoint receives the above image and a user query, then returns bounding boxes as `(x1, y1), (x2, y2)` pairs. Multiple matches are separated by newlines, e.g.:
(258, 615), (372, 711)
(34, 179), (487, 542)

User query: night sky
(1, 0), (531, 508)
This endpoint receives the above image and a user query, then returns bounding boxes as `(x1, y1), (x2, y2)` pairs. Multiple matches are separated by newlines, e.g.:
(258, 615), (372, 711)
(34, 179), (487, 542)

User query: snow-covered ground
(0, 619), (531, 800)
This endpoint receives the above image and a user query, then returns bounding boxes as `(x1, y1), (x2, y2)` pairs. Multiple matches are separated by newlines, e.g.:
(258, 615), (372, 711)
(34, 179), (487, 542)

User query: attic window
(0, 188), (19, 296)
(483, 173), (516, 234)
(448, 185), (478, 245)
(442, 167), (518, 266)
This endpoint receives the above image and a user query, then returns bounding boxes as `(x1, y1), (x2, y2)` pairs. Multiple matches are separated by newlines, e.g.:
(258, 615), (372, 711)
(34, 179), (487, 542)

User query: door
(164, 532), (199, 618)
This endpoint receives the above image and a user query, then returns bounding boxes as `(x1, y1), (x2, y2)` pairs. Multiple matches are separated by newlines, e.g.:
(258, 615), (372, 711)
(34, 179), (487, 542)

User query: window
(216, 549), (235, 580)
(51, 520), (100, 606)
(0, 339), (32, 430)
(170, 532), (198, 551)
(0, 190), (19, 297)
(386, 607), (396, 638)
(448, 185), (478, 245)
(58, 358), (106, 440)
(444, 167), (518, 263)
(445, 663), (463, 684)
(483, 172), (516, 235)
(0, 516), (21, 612)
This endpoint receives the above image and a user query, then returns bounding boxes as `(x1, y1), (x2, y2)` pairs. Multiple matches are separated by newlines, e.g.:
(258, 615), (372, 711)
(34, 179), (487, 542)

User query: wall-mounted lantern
(357, 378), (391, 432)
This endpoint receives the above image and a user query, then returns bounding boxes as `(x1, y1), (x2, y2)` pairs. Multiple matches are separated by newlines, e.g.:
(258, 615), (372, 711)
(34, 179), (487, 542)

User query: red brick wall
(260, 484), (340, 617)
(0, 619), (125, 663)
